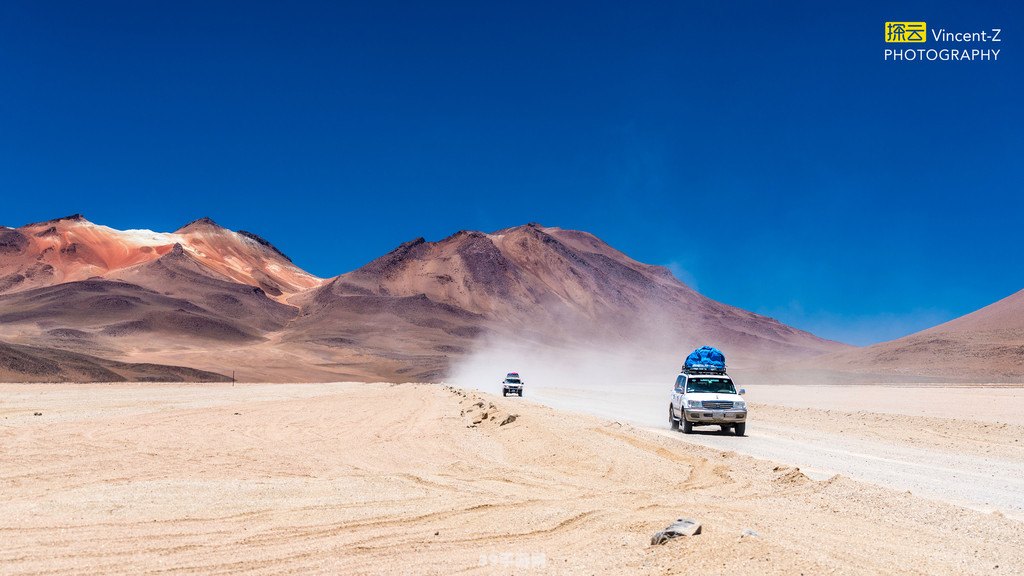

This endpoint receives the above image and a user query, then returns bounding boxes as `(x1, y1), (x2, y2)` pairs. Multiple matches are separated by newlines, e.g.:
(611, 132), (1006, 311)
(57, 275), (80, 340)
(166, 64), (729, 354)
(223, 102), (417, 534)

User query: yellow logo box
(885, 22), (927, 43)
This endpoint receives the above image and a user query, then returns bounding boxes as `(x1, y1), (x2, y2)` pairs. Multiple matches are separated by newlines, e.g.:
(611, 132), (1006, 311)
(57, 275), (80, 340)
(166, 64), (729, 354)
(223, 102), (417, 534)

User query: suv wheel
(682, 419), (693, 434)
(734, 423), (746, 436)
(669, 405), (678, 430)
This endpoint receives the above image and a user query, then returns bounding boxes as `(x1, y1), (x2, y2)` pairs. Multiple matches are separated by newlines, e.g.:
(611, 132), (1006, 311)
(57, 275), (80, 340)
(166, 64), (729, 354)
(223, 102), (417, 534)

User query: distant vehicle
(669, 347), (747, 436)
(502, 372), (524, 397)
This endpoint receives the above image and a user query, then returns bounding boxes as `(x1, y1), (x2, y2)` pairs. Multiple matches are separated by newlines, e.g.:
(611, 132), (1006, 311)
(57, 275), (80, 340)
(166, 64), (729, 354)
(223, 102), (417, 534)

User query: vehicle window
(674, 375), (685, 392)
(685, 378), (736, 394)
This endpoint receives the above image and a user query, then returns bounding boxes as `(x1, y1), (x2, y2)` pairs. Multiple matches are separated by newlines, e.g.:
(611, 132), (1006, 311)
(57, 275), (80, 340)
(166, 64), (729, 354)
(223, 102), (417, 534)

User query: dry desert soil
(2, 381), (1023, 575)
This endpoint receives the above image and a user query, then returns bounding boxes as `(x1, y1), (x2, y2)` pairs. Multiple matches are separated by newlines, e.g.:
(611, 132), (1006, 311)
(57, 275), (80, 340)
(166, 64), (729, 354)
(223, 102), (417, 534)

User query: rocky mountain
(287, 224), (844, 378)
(0, 215), (320, 300)
(0, 216), (848, 382)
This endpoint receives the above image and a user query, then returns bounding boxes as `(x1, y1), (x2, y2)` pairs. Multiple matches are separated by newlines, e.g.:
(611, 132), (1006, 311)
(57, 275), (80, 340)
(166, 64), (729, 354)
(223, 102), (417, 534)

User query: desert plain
(2, 380), (1023, 575)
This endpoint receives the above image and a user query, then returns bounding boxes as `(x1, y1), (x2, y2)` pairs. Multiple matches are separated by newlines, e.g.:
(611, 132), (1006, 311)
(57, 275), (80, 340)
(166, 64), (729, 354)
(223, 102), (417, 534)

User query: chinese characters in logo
(886, 22), (927, 43)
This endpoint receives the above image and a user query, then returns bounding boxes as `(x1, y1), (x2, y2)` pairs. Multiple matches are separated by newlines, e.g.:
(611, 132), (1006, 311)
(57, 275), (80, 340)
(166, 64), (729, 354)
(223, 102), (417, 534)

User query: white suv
(669, 372), (747, 436)
(501, 372), (524, 397)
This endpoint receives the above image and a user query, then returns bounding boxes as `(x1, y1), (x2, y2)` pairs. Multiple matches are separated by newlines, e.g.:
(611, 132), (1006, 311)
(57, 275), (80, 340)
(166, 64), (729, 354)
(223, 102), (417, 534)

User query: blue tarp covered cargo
(684, 346), (726, 371)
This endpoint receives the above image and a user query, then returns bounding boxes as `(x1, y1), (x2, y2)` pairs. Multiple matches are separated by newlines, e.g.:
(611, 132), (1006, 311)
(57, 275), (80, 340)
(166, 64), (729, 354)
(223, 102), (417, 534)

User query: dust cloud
(446, 334), (685, 426)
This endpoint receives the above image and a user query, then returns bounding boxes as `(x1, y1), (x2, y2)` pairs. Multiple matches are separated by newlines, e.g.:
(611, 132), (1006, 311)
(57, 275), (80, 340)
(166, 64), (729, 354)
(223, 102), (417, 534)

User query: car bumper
(685, 410), (747, 424)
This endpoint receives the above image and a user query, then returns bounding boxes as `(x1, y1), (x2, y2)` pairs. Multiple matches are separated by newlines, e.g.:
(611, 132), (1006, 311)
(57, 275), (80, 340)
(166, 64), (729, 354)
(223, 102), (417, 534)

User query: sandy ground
(2, 382), (1023, 575)
(528, 382), (1024, 520)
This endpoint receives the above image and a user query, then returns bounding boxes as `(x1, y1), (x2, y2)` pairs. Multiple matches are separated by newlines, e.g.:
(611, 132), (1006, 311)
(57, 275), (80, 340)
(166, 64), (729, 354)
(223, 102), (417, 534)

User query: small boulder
(651, 517), (701, 545)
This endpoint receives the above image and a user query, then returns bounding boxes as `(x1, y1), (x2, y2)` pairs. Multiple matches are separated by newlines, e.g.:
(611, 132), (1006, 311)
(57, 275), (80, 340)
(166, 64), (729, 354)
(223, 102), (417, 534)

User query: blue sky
(1, 1), (1020, 345)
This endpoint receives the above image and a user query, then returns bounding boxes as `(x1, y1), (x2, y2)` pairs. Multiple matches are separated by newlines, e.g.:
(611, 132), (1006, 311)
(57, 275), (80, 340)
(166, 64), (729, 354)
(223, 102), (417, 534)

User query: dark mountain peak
(175, 217), (224, 233)
(24, 214), (88, 227)
(441, 230), (487, 243)
(504, 223), (568, 252)
(352, 237), (429, 279)
(238, 230), (293, 263)
(493, 222), (547, 235)
(171, 243), (185, 256)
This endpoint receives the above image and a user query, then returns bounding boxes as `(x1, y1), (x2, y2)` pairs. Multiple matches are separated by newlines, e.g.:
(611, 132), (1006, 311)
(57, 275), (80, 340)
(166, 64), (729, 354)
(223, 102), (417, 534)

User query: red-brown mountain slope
(288, 224), (845, 376)
(0, 215), (321, 301)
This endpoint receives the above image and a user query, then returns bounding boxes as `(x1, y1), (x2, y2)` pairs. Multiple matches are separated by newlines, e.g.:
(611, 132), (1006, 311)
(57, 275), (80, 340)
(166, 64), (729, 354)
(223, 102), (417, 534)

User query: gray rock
(666, 518), (701, 536)
(651, 517), (701, 545)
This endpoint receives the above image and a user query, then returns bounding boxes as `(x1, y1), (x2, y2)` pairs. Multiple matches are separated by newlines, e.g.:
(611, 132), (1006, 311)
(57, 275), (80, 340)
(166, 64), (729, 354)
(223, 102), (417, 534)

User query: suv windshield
(686, 377), (736, 394)
(505, 378), (521, 384)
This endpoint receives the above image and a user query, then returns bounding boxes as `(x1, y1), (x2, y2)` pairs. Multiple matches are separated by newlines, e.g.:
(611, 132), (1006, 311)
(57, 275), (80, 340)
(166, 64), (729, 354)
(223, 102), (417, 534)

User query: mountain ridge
(0, 215), (858, 382)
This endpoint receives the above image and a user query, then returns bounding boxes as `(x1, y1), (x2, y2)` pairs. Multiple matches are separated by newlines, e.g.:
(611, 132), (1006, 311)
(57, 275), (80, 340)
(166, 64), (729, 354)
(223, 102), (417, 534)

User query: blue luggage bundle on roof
(683, 346), (726, 373)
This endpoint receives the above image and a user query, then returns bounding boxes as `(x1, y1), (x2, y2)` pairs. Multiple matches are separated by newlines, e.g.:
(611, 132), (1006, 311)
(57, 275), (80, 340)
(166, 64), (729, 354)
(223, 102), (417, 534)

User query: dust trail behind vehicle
(448, 338), (1024, 519)
(448, 337), (672, 412)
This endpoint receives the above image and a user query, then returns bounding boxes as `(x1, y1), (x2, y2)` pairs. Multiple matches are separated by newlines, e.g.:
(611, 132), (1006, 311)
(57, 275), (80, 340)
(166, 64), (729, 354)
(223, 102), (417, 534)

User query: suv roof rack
(681, 367), (727, 375)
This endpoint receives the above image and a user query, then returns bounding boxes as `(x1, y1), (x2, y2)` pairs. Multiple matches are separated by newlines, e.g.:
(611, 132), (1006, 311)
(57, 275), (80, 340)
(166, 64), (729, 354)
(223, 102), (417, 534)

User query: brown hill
(0, 340), (228, 382)
(794, 289), (1024, 383)
(107, 244), (299, 333)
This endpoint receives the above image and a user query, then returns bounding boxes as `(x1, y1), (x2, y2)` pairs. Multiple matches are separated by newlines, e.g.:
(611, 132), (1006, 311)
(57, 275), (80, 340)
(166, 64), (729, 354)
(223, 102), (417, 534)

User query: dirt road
(2, 382), (1022, 574)
(527, 382), (1024, 519)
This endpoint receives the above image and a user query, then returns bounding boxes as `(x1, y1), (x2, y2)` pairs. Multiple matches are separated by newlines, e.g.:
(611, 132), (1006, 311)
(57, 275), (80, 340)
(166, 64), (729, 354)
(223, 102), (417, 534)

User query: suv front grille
(701, 400), (734, 409)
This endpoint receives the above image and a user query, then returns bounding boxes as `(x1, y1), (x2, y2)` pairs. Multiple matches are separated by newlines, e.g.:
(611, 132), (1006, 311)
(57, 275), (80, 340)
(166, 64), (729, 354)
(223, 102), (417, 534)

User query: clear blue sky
(1, 1), (1020, 345)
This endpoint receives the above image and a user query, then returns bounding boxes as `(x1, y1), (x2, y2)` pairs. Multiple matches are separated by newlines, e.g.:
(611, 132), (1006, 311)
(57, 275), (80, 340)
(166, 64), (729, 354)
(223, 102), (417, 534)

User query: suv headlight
(686, 399), (702, 408)
(734, 400), (746, 410)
